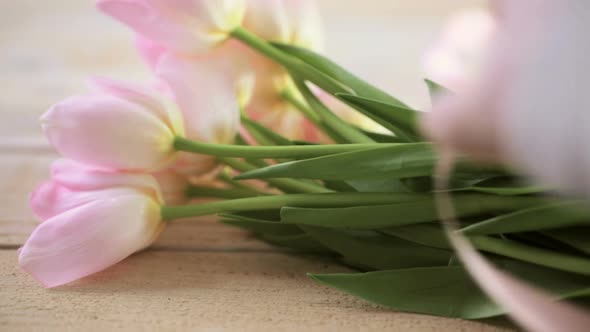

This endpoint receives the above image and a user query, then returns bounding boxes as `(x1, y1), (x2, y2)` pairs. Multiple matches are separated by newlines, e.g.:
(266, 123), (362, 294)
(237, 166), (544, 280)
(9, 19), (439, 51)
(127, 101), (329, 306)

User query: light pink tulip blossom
(42, 78), (184, 172)
(423, 0), (590, 197)
(241, 0), (325, 141)
(422, 8), (496, 92)
(243, 0), (323, 50)
(97, 0), (246, 55)
(21, 160), (165, 288)
(156, 53), (246, 175)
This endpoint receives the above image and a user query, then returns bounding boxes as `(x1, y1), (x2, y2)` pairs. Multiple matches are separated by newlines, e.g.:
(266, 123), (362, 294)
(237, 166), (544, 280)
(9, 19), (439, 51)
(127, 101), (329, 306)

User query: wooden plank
(0, 154), (53, 246)
(0, 250), (513, 331)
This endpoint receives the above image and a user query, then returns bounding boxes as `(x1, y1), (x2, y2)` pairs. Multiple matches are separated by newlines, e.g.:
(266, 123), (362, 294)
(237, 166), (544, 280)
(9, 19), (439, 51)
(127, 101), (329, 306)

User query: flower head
(42, 78), (183, 172)
(22, 160), (165, 288)
(422, 9), (496, 91)
(243, 0), (323, 50)
(97, 0), (246, 55)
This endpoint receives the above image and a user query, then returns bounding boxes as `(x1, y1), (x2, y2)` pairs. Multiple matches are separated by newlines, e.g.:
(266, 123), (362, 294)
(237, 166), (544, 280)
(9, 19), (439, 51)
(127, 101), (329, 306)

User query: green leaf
(241, 116), (293, 146)
(272, 42), (408, 107)
(292, 77), (375, 144)
(259, 233), (334, 254)
(346, 106), (408, 140)
(451, 177), (546, 196)
(336, 93), (419, 141)
(236, 144), (436, 181)
(300, 226), (452, 270)
(322, 181), (358, 192)
(470, 235), (590, 275)
(453, 186), (545, 196)
(219, 214), (302, 237)
(461, 202), (590, 235)
(347, 178), (409, 193)
(543, 227), (590, 255)
(360, 130), (405, 143)
(400, 177), (433, 192)
(309, 261), (590, 319)
(425, 78), (451, 99)
(381, 224), (451, 249)
(280, 194), (543, 229)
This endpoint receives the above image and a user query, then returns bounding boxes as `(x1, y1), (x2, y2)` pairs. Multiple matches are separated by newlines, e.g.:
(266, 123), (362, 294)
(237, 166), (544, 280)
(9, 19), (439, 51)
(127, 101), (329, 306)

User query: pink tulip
(242, 0), (324, 109)
(282, 0), (324, 51)
(42, 78), (183, 172)
(49, 159), (163, 201)
(156, 53), (245, 175)
(423, 1), (590, 197)
(22, 163), (164, 288)
(243, 0), (291, 43)
(97, 0), (246, 55)
(243, 0), (324, 50)
(241, 1), (324, 141)
(157, 53), (243, 144)
(422, 9), (496, 91)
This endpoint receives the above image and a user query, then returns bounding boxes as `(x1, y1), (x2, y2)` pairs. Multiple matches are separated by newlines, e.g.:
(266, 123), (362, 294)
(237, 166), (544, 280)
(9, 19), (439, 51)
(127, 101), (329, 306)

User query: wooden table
(0, 1), (514, 330)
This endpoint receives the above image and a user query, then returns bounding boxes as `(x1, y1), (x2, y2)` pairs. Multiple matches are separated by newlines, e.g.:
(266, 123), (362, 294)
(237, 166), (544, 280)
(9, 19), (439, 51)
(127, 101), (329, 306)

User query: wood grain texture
(0, 250), (512, 332)
(0, 1), (514, 331)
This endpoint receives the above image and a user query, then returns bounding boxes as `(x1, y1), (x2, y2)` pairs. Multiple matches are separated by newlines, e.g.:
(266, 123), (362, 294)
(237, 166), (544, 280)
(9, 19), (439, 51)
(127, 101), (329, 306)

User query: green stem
(221, 158), (331, 194)
(218, 170), (272, 193)
(280, 89), (322, 124)
(230, 27), (346, 95)
(471, 236), (590, 276)
(281, 89), (345, 142)
(174, 136), (387, 159)
(292, 77), (375, 144)
(161, 192), (425, 221)
(241, 115), (292, 146)
(186, 186), (268, 199)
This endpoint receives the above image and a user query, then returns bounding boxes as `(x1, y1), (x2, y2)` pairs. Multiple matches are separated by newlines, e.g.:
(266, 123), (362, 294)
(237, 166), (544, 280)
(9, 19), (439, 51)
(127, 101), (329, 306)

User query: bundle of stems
(161, 27), (590, 319)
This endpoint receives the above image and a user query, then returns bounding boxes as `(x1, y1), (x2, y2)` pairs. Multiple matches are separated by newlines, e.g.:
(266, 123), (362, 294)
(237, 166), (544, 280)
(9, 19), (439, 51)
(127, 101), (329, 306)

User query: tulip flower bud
(156, 53), (244, 175)
(23, 164), (165, 288)
(97, 0), (246, 55)
(243, 0), (323, 50)
(42, 79), (183, 172)
(283, 0), (324, 51)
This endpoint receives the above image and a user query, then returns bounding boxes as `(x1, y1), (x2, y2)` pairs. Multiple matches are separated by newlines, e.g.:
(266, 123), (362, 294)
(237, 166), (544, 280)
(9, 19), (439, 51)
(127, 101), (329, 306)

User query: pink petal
(97, 0), (245, 54)
(20, 195), (163, 288)
(171, 152), (219, 177)
(156, 53), (240, 144)
(243, 0), (291, 43)
(42, 94), (176, 171)
(421, 9), (496, 91)
(50, 159), (164, 203)
(134, 35), (167, 70)
(283, 0), (324, 51)
(29, 181), (148, 221)
(87, 77), (183, 135)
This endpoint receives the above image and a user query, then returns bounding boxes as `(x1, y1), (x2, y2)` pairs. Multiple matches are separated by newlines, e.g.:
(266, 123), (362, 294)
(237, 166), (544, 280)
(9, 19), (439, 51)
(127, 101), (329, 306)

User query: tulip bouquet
(20, 0), (590, 324)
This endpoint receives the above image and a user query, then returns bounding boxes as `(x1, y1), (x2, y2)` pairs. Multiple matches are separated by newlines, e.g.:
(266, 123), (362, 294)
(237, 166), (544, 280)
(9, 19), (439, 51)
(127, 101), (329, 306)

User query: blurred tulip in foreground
(422, 8), (496, 91)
